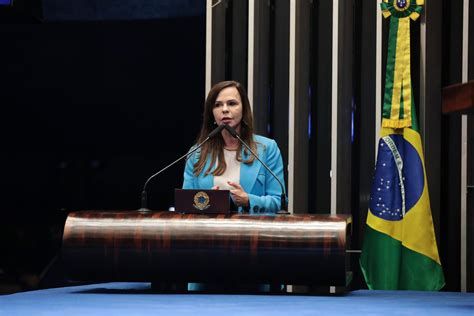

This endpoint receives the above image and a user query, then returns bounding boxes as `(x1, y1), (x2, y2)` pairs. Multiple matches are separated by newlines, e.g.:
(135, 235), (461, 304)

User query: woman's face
(212, 86), (243, 132)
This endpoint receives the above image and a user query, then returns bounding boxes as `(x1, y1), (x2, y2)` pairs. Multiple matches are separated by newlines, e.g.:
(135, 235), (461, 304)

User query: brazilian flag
(359, 0), (445, 291)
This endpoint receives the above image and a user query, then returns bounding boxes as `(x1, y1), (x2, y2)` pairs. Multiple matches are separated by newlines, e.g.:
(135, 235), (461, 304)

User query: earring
(213, 121), (217, 125)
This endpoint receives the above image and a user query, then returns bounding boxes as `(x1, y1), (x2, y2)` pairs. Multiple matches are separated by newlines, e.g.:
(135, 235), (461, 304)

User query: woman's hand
(227, 181), (249, 207)
(211, 185), (220, 190)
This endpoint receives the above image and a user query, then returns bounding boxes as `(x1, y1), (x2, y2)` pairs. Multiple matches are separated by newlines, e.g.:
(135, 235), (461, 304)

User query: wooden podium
(442, 81), (474, 114)
(62, 211), (352, 290)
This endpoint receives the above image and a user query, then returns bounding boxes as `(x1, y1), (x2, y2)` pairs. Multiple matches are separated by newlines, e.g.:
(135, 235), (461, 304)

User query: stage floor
(1, 282), (473, 315)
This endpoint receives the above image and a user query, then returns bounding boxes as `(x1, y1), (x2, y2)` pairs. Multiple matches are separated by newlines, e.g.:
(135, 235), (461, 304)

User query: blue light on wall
(308, 85), (313, 139)
(41, 0), (205, 21)
(0, 0), (12, 5)
(351, 98), (355, 143)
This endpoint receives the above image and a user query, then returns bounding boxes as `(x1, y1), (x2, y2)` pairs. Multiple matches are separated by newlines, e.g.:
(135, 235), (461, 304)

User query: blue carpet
(1, 282), (473, 315)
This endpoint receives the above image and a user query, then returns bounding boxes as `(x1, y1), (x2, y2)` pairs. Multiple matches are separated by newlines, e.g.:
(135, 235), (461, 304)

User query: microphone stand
(223, 125), (289, 215)
(139, 125), (225, 212)
(139, 148), (199, 212)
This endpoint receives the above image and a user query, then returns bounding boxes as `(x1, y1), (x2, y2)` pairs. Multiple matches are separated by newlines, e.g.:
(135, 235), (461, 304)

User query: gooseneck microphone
(223, 124), (288, 214)
(139, 124), (225, 212)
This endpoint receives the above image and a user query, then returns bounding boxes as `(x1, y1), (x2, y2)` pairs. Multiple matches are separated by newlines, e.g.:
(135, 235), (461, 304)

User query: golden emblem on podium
(193, 191), (210, 210)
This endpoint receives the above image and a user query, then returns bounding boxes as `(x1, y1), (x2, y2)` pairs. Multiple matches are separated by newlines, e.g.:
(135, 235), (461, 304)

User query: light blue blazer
(182, 134), (286, 214)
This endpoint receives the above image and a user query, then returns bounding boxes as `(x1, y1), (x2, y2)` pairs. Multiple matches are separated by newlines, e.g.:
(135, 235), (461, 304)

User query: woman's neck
(221, 127), (240, 150)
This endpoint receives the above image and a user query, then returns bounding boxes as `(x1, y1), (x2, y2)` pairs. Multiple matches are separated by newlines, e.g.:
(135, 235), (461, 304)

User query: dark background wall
(0, 1), (205, 292)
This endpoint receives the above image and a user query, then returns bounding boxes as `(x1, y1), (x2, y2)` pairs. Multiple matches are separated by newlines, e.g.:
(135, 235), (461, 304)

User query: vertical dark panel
(211, 0), (227, 85)
(272, 0), (289, 192)
(310, 0), (332, 213)
(442, 1), (464, 86)
(230, 0), (248, 86)
(293, 0), (311, 213)
(336, 0), (354, 214)
(468, 115), (474, 292)
(252, 0), (270, 135)
(422, 0), (443, 248)
(440, 0), (463, 292)
(441, 114), (461, 292)
(211, 0), (248, 87)
(467, 0), (474, 292)
(411, 15), (420, 115)
(353, 0), (377, 289)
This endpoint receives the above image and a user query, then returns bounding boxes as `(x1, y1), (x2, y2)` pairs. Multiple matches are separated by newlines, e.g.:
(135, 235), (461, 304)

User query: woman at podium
(182, 80), (286, 214)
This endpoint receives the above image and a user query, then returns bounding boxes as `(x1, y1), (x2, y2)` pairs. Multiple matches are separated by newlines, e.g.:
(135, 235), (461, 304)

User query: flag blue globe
(369, 134), (424, 221)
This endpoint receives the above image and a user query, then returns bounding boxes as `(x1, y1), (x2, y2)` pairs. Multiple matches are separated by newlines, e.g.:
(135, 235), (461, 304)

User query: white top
(213, 149), (241, 190)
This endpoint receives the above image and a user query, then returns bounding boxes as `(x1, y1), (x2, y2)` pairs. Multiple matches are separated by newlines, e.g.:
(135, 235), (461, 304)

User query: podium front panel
(62, 211), (351, 286)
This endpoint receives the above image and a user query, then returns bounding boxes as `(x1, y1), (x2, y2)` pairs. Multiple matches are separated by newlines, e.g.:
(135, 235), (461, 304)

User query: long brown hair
(193, 81), (258, 176)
